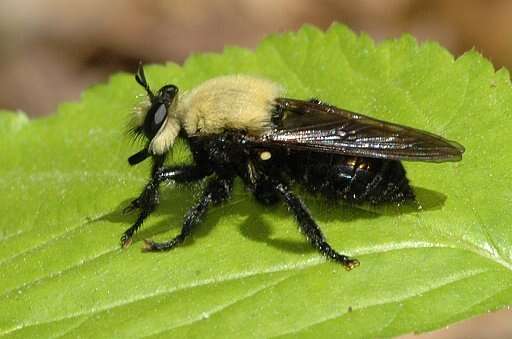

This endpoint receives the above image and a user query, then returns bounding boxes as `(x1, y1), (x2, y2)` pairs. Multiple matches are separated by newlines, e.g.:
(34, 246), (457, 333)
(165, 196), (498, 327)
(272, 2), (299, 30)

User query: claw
(120, 234), (133, 248)
(343, 258), (360, 271)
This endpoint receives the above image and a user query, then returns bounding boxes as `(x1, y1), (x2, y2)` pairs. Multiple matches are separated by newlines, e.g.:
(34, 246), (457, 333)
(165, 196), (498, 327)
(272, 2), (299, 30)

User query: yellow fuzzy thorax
(174, 75), (284, 136)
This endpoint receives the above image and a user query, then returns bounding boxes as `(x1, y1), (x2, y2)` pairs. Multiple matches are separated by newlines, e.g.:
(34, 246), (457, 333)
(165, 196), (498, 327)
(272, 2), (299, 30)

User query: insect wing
(253, 98), (464, 162)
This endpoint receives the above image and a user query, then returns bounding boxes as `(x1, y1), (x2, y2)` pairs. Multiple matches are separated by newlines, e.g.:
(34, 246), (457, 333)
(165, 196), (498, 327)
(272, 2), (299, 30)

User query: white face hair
(133, 75), (284, 156)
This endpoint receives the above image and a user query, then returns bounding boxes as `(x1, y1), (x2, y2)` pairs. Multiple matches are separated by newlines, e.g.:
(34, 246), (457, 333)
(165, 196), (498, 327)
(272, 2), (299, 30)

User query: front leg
(121, 164), (210, 247)
(274, 182), (360, 270)
(143, 176), (234, 251)
(123, 165), (209, 214)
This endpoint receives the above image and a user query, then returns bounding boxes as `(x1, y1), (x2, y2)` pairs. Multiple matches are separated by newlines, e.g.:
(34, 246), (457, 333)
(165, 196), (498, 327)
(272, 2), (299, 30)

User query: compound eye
(153, 103), (167, 127)
(143, 103), (168, 138)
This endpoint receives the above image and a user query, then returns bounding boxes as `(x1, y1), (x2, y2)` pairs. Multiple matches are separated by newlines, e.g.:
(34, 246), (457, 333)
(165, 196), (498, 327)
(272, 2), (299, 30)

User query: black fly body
(121, 64), (464, 270)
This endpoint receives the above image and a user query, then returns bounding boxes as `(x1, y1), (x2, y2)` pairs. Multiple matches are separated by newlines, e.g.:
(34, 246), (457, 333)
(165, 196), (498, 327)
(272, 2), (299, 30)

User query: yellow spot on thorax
(259, 151), (272, 161)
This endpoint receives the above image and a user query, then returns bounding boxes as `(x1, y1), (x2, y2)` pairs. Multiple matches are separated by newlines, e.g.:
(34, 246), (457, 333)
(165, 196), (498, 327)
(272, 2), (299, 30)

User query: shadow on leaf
(87, 182), (447, 253)
(237, 184), (446, 255)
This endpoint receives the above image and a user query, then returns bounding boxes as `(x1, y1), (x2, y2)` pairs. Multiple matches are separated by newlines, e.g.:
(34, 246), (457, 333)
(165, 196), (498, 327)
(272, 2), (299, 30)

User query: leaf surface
(1, 24), (511, 338)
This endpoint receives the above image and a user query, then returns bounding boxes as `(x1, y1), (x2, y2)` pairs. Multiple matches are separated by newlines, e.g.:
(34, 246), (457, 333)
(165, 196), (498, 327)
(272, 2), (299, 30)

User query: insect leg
(274, 182), (360, 270)
(120, 164), (210, 247)
(143, 176), (234, 252)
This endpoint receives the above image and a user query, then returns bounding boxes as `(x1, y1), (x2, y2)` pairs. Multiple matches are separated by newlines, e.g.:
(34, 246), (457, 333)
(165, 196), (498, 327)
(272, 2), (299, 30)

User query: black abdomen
(287, 152), (415, 204)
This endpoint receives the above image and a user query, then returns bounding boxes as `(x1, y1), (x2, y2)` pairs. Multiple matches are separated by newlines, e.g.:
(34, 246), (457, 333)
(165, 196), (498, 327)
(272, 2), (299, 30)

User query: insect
(121, 64), (464, 270)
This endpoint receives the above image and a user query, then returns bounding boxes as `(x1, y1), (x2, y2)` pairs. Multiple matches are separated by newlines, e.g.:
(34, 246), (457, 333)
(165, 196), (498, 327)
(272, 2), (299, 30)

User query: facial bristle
(126, 96), (151, 145)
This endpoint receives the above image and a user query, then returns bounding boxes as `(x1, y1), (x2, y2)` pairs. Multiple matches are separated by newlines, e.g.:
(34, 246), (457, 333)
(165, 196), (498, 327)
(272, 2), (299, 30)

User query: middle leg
(143, 176), (234, 251)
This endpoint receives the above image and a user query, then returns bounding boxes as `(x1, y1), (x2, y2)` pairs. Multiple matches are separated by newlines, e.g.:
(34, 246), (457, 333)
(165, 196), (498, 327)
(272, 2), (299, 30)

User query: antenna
(135, 62), (154, 100)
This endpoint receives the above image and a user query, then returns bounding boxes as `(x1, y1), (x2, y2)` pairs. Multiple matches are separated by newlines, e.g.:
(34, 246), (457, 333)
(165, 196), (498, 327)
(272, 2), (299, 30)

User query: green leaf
(1, 24), (511, 338)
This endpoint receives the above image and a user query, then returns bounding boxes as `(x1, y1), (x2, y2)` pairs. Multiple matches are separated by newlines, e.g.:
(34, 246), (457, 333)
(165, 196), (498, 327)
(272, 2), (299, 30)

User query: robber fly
(121, 64), (464, 270)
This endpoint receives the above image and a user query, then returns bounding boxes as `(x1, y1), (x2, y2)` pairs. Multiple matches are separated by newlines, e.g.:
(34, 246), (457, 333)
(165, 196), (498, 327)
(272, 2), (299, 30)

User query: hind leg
(274, 181), (359, 270)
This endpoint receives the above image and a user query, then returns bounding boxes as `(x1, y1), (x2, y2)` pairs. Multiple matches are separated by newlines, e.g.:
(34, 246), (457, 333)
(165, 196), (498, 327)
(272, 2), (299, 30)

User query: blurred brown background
(0, 0), (510, 337)
(2, 0), (512, 118)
